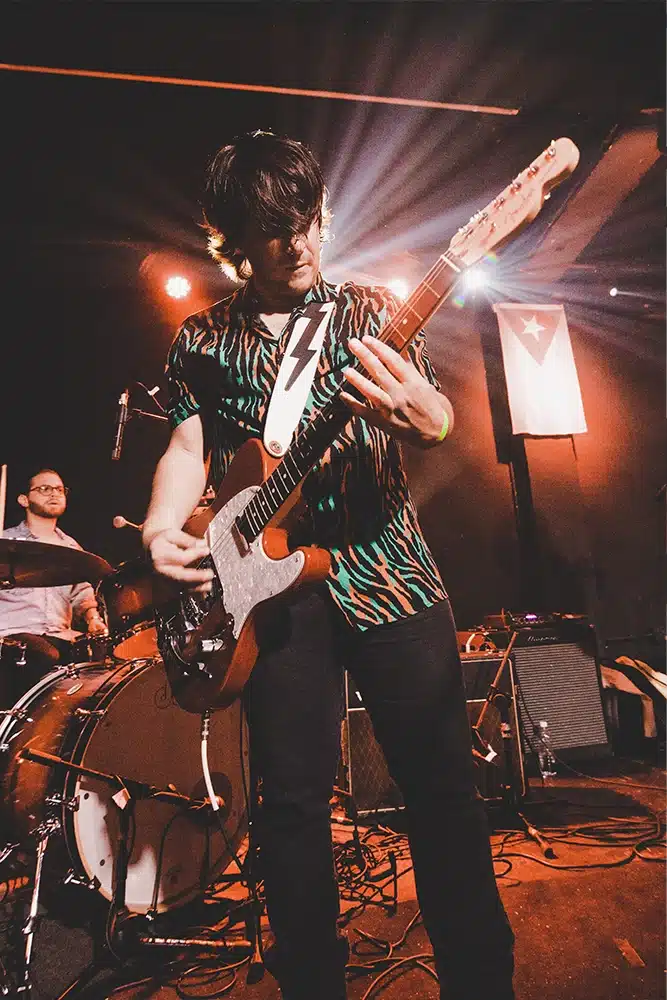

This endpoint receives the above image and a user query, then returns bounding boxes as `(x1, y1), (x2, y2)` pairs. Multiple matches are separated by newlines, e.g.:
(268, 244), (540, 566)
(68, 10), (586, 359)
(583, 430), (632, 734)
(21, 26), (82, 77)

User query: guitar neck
(237, 250), (463, 542)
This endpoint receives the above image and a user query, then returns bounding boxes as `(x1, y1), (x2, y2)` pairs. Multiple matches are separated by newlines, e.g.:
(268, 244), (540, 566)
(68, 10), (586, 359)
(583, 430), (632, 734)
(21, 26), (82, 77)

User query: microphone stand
(470, 635), (557, 859)
(15, 747), (255, 999)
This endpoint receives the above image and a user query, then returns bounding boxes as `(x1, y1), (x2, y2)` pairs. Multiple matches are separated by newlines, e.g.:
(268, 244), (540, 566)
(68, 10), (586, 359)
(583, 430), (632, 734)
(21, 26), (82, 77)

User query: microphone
(111, 389), (130, 461)
(112, 515), (144, 531)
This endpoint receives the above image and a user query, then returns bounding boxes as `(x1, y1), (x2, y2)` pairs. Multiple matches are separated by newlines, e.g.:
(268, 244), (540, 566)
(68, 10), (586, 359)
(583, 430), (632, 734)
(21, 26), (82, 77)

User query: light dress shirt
(0, 521), (98, 640)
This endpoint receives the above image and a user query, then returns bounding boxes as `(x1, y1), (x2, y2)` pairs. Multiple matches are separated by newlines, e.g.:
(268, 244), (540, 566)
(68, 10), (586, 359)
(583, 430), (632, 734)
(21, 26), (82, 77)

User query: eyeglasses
(29, 485), (69, 497)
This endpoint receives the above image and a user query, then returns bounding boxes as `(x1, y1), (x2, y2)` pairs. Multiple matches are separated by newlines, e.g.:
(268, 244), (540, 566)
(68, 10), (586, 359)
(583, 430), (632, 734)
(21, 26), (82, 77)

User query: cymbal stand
(15, 817), (58, 995)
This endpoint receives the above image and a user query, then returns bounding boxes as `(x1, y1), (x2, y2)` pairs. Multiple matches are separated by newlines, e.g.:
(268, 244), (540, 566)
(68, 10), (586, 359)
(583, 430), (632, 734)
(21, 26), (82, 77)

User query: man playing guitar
(143, 130), (515, 1000)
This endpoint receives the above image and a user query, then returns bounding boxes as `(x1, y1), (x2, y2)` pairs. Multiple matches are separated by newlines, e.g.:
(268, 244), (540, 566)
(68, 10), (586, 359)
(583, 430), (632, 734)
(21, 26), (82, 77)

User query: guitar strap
(263, 295), (339, 458)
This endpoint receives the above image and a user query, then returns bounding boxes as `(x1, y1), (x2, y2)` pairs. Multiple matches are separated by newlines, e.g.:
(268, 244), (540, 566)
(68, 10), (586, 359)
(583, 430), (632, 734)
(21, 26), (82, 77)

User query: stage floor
(7, 757), (665, 1000)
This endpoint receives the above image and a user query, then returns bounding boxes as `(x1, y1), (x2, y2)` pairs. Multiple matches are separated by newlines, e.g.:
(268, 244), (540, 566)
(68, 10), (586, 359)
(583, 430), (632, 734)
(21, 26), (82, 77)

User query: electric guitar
(154, 137), (580, 714)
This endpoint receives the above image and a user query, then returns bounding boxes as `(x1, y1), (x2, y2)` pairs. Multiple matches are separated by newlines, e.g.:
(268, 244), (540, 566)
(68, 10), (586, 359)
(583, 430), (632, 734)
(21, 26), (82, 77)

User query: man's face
(242, 217), (321, 305)
(21, 471), (68, 519)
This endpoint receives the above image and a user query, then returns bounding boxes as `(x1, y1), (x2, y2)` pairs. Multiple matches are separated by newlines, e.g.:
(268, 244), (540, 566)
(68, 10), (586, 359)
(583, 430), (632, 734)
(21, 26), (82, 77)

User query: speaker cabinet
(488, 623), (611, 760)
(342, 680), (403, 815)
(340, 650), (525, 816)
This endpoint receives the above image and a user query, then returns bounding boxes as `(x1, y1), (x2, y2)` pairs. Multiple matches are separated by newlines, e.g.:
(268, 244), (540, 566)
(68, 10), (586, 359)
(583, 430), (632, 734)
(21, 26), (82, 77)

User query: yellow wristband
(436, 409), (450, 442)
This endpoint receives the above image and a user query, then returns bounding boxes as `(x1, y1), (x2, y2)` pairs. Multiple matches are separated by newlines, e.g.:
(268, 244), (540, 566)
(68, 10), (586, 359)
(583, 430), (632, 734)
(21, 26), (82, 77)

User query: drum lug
(0, 708), (32, 722)
(63, 869), (101, 891)
(74, 708), (106, 720)
(200, 638), (225, 654)
(45, 793), (79, 812)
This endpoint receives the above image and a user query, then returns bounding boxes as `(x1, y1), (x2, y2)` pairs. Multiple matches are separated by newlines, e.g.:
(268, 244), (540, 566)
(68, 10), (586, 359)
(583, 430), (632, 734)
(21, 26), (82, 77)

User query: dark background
(0, 1), (664, 646)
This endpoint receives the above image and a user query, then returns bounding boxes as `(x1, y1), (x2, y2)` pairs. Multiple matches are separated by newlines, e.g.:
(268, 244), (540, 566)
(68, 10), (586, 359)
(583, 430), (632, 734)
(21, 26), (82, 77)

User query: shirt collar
(15, 520), (66, 542)
(237, 272), (338, 319)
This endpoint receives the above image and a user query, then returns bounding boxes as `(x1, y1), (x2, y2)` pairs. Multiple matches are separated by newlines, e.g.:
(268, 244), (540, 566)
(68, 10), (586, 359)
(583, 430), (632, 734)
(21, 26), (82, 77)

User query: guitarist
(143, 131), (515, 1000)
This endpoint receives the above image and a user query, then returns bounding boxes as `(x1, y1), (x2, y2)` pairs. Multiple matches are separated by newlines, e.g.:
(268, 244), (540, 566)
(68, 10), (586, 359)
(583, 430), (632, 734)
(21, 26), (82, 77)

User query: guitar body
(155, 438), (331, 714)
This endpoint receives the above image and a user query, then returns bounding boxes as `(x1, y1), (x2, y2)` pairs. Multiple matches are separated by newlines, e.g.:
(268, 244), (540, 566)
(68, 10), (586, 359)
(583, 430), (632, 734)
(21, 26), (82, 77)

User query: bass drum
(0, 659), (248, 914)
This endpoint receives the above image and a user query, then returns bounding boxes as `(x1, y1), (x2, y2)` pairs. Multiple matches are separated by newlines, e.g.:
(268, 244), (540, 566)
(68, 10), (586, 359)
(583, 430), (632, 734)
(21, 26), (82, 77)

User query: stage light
(463, 268), (488, 292)
(609, 286), (619, 297)
(165, 275), (192, 299)
(387, 277), (409, 300)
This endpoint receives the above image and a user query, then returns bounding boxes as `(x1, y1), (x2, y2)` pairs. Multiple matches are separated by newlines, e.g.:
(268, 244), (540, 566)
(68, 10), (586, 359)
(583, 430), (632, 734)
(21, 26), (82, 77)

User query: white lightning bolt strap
(263, 300), (336, 457)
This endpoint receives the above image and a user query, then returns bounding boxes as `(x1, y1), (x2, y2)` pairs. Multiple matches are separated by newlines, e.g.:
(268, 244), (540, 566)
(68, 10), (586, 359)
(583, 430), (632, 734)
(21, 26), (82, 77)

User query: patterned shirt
(0, 522), (98, 639)
(166, 273), (446, 629)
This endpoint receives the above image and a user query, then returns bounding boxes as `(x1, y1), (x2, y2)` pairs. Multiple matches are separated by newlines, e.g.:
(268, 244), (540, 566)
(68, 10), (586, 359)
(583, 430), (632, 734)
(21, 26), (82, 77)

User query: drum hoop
(113, 620), (156, 642)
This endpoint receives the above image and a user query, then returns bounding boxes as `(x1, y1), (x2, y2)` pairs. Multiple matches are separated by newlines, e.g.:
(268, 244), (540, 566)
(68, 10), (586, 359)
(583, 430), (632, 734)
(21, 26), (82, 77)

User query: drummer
(0, 468), (107, 702)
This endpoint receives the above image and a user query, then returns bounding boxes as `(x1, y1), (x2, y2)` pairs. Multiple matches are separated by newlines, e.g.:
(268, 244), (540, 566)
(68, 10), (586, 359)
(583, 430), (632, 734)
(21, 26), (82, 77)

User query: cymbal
(0, 539), (114, 588)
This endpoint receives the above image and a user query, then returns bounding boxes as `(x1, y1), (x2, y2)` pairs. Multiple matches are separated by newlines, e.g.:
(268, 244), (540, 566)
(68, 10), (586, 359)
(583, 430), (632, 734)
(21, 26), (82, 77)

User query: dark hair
(202, 130), (331, 280)
(23, 468), (62, 494)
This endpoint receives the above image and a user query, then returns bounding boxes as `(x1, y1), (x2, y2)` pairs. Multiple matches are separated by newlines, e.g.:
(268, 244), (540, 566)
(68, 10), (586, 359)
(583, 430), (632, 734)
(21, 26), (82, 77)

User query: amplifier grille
(513, 642), (609, 755)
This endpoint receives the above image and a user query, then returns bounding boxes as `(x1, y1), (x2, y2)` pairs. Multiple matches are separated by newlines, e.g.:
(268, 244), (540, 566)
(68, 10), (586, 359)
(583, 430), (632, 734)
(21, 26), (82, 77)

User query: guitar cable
(200, 712), (246, 877)
(201, 710), (265, 981)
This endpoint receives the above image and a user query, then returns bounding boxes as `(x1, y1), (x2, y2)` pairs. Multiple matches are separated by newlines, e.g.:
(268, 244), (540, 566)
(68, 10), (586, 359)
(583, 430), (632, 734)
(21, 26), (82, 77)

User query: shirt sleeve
(166, 323), (202, 429)
(70, 581), (98, 619)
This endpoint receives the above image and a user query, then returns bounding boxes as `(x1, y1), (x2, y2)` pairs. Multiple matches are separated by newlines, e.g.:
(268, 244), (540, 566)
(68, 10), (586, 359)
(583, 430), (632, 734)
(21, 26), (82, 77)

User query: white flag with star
(492, 302), (587, 436)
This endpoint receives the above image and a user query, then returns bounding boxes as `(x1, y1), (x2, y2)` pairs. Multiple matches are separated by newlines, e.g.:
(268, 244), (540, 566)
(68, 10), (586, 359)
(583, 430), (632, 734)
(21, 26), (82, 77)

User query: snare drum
(0, 659), (248, 913)
(97, 559), (159, 661)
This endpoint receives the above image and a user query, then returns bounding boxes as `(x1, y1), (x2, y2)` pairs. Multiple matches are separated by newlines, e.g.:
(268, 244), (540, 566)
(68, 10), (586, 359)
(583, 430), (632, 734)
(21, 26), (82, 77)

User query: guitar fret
(275, 469), (293, 503)
(420, 276), (445, 297)
(254, 489), (271, 521)
(241, 507), (259, 539)
(284, 449), (305, 483)
(401, 300), (425, 323)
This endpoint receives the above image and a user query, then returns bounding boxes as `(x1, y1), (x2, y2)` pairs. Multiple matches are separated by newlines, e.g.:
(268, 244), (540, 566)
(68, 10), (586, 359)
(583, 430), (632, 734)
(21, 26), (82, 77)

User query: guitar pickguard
(207, 487), (305, 638)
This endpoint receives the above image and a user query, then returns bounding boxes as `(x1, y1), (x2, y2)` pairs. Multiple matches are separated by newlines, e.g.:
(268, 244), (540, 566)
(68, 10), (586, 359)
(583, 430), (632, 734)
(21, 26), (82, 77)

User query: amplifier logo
(524, 634), (560, 644)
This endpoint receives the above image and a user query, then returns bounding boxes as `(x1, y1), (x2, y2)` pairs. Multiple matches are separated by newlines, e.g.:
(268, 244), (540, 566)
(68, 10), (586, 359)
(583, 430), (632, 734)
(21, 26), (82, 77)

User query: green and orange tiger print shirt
(166, 273), (447, 629)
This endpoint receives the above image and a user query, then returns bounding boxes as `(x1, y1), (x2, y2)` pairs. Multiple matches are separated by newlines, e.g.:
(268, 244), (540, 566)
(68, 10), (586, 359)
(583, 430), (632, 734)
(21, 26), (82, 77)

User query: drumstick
(112, 515), (144, 531)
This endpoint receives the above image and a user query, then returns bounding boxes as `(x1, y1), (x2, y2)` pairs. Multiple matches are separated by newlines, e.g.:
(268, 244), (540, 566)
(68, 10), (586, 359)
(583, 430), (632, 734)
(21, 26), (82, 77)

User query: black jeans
(246, 589), (515, 1000)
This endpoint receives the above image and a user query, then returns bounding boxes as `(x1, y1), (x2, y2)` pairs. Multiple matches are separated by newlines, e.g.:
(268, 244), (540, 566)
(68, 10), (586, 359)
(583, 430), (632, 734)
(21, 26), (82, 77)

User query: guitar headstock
(448, 137), (580, 268)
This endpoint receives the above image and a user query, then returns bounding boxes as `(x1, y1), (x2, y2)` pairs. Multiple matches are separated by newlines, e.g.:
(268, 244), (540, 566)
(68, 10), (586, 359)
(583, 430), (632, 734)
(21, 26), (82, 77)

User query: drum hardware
(0, 843), (20, 866)
(62, 869), (101, 891)
(0, 708), (32, 721)
(137, 933), (254, 951)
(17, 817), (60, 996)
(44, 794), (80, 813)
(73, 708), (106, 720)
(0, 638), (27, 666)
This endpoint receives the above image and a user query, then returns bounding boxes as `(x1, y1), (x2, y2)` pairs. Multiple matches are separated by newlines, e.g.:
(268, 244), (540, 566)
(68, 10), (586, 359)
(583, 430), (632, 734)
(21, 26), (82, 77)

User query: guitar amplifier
(340, 650), (525, 816)
(486, 619), (611, 760)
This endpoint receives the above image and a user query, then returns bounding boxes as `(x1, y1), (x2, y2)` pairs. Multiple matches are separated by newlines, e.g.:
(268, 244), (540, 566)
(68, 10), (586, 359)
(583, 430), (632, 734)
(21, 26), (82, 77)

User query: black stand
(470, 633), (557, 858)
